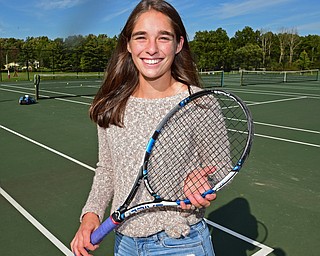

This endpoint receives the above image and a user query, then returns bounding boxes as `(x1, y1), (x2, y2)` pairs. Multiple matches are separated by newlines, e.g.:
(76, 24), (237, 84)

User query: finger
(193, 193), (211, 208)
(70, 238), (75, 253)
(187, 194), (203, 208)
(83, 231), (99, 251)
(201, 166), (216, 176)
(72, 241), (85, 256)
(205, 193), (217, 202)
(71, 236), (81, 256)
(72, 234), (92, 256)
(78, 246), (93, 256)
(179, 200), (192, 210)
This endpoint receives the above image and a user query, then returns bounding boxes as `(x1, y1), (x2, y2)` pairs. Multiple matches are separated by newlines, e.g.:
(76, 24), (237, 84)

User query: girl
(71, 1), (216, 255)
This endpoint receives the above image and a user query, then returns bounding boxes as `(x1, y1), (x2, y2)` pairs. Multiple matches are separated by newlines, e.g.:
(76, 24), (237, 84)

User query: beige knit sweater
(81, 87), (206, 238)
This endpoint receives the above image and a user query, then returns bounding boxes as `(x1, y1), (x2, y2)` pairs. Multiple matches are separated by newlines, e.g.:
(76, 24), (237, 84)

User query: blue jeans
(114, 220), (215, 256)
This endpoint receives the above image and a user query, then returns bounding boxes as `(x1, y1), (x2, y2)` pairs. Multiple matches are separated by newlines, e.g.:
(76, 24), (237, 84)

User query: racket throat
(152, 194), (162, 202)
(112, 210), (125, 223)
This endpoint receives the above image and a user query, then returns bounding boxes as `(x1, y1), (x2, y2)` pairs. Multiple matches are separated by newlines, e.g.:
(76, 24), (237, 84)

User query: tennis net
(199, 71), (224, 87)
(33, 73), (103, 100)
(240, 69), (319, 86)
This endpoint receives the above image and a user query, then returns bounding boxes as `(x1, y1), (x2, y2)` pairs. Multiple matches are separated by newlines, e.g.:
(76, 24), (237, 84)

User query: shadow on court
(208, 197), (286, 256)
(271, 248), (287, 256)
(37, 93), (96, 100)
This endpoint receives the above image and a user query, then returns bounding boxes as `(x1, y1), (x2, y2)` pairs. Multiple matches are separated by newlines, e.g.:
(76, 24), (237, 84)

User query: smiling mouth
(143, 59), (162, 65)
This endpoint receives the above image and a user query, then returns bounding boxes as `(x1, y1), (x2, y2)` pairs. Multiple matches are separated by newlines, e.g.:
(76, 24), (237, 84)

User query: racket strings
(146, 94), (250, 201)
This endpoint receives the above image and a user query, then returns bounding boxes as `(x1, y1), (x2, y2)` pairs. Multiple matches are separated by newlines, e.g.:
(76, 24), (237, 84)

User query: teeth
(144, 59), (160, 64)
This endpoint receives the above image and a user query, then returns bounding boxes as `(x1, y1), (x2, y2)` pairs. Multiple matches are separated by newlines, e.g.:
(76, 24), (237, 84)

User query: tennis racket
(90, 89), (254, 245)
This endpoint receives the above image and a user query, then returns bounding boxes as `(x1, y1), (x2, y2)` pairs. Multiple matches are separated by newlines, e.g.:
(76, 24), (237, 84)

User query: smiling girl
(71, 1), (216, 255)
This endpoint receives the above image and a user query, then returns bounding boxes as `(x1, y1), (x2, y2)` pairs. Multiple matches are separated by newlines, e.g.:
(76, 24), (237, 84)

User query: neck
(133, 73), (187, 99)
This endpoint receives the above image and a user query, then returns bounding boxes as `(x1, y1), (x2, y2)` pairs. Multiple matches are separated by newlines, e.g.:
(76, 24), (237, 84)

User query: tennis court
(1, 73), (319, 256)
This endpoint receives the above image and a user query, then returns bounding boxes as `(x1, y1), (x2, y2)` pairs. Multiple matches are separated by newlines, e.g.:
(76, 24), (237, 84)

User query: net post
(283, 72), (287, 83)
(34, 74), (40, 100)
(240, 70), (244, 86)
(220, 70), (224, 87)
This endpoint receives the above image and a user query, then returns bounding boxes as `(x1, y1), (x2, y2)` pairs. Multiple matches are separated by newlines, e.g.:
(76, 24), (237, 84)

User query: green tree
(51, 38), (66, 71)
(260, 30), (275, 68)
(190, 28), (232, 71)
(296, 50), (311, 70)
(287, 28), (301, 67)
(231, 26), (260, 49)
(64, 35), (86, 72)
(1, 25), (319, 76)
(0, 38), (24, 69)
(299, 35), (320, 68)
(234, 43), (263, 70)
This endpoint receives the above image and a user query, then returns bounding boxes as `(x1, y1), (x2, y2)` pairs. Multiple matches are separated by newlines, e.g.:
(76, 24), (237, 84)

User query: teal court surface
(1, 73), (319, 256)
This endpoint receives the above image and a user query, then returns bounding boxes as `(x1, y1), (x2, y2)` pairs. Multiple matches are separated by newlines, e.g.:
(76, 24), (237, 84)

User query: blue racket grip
(177, 189), (215, 205)
(90, 216), (119, 245)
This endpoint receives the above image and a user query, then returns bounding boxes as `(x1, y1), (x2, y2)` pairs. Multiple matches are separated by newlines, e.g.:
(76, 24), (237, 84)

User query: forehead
(132, 10), (174, 34)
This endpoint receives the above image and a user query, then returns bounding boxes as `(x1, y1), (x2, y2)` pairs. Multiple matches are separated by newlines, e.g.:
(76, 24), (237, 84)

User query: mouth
(142, 58), (162, 65)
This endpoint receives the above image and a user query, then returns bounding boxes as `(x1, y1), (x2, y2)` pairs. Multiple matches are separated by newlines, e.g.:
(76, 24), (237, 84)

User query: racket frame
(90, 89), (254, 245)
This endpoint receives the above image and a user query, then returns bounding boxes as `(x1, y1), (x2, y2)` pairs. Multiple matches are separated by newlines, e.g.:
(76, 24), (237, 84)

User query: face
(127, 10), (184, 82)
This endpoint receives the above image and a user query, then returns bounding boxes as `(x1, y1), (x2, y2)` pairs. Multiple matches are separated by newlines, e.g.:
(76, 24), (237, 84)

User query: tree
(80, 34), (99, 71)
(0, 38), (24, 70)
(296, 50), (311, 70)
(260, 30), (274, 68)
(1, 25), (319, 75)
(234, 43), (263, 70)
(79, 34), (116, 72)
(96, 34), (117, 72)
(287, 28), (301, 66)
(300, 35), (320, 68)
(64, 35), (86, 71)
(231, 26), (260, 49)
(190, 28), (232, 71)
(277, 29), (290, 66)
(51, 38), (66, 71)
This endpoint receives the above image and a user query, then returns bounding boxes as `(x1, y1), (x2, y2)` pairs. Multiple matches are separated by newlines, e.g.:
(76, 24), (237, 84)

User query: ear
(175, 36), (184, 54)
(127, 41), (132, 53)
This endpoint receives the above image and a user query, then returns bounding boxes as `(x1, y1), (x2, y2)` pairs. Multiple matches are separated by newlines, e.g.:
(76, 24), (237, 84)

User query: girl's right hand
(70, 212), (100, 256)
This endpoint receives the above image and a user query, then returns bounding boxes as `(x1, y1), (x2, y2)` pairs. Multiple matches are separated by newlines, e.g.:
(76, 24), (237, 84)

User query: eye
(158, 35), (173, 42)
(159, 36), (170, 41)
(134, 36), (146, 41)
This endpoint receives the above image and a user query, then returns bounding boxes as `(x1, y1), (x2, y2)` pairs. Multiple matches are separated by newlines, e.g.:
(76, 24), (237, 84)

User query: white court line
(205, 219), (274, 256)
(255, 133), (320, 148)
(56, 98), (91, 105)
(1, 125), (95, 254)
(0, 187), (74, 256)
(2, 87), (312, 254)
(0, 125), (95, 172)
(247, 96), (308, 106)
(230, 87), (320, 98)
(0, 86), (34, 95)
(0, 84), (93, 105)
(1, 125), (276, 255)
(254, 121), (319, 134)
(243, 95), (320, 147)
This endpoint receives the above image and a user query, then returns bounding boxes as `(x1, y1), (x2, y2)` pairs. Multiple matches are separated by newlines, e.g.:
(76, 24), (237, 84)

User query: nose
(146, 39), (158, 56)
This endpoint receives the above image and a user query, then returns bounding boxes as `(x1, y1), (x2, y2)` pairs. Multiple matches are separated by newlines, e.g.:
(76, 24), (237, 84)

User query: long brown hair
(90, 0), (201, 128)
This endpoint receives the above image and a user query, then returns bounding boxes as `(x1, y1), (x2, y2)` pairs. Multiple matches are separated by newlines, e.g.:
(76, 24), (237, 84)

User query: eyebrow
(131, 30), (175, 38)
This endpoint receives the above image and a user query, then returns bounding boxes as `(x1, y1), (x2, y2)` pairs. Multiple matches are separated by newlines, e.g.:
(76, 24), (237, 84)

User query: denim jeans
(114, 220), (215, 256)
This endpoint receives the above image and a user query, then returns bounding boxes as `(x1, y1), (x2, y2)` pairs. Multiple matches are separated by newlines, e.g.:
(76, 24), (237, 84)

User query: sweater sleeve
(80, 126), (114, 223)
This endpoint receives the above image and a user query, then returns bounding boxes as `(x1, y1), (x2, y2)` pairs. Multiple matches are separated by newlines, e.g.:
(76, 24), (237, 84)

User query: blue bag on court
(19, 95), (37, 105)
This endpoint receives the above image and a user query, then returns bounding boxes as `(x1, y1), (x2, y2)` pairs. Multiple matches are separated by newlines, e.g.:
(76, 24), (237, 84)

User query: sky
(0, 0), (319, 40)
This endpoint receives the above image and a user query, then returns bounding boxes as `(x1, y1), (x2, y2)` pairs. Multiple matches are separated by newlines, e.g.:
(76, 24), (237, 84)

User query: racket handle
(177, 189), (216, 205)
(202, 189), (215, 197)
(90, 216), (119, 245)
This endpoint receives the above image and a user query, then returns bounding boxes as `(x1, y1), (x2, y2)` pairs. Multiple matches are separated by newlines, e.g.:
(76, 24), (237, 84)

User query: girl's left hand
(180, 166), (217, 209)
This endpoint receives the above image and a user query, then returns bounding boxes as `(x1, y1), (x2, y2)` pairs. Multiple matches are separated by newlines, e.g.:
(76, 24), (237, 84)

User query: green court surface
(1, 74), (319, 256)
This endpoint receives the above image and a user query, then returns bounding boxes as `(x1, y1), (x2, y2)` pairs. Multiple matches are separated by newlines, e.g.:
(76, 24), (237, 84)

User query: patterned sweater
(81, 87), (206, 238)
